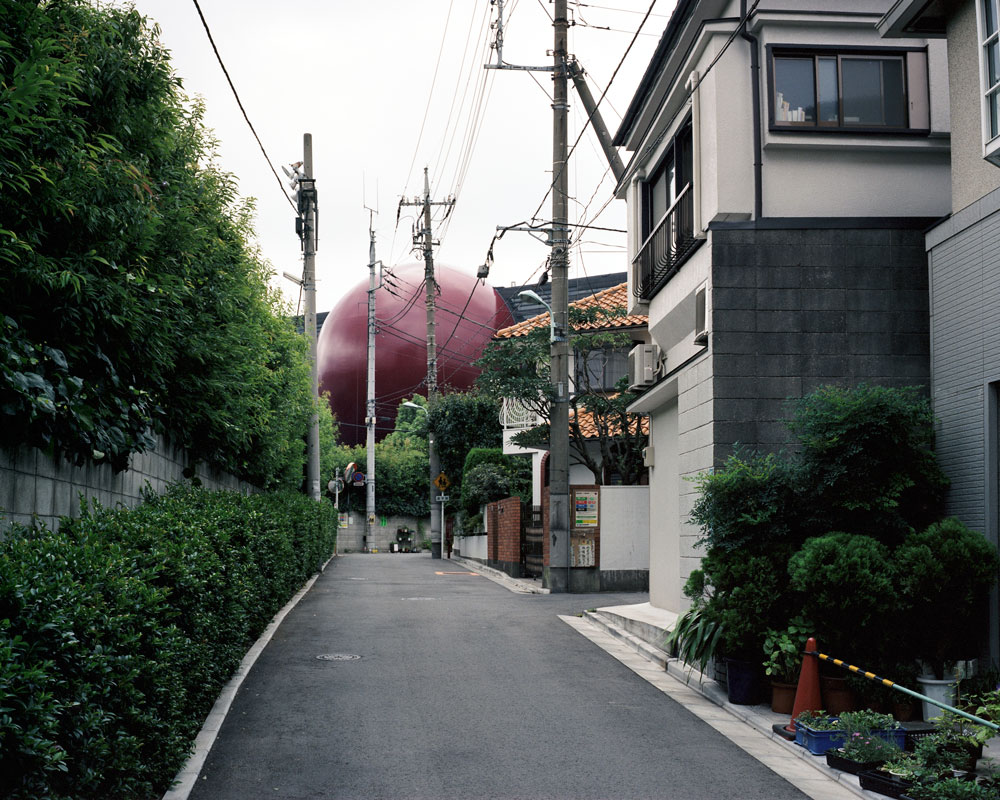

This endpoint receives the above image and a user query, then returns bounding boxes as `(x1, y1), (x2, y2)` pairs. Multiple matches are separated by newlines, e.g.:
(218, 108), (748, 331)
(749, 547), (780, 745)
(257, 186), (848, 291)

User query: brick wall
(495, 497), (521, 564)
(486, 503), (499, 562)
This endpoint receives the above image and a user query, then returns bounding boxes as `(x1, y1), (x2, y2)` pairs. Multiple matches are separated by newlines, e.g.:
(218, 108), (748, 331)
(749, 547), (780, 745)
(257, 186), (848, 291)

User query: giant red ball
(317, 263), (513, 445)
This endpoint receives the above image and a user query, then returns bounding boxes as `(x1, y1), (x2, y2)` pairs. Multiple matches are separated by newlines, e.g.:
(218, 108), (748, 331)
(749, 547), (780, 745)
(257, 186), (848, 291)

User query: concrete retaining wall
(0, 436), (253, 533)
(456, 533), (487, 562)
(334, 514), (425, 552)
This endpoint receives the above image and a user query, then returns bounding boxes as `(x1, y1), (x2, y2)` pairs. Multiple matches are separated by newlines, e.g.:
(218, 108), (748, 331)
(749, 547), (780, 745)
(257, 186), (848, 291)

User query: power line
(402, 0), (457, 199)
(190, 0), (295, 211)
(530, 0), (658, 224)
(619, 0), (762, 186)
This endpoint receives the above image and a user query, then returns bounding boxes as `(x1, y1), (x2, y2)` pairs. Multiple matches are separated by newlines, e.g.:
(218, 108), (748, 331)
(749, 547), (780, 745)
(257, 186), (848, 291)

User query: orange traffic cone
(774, 636), (823, 740)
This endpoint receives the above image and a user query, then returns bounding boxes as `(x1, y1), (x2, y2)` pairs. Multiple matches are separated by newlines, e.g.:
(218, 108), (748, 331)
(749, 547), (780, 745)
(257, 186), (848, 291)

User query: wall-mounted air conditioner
(694, 285), (709, 346)
(628, 344), (658, 390)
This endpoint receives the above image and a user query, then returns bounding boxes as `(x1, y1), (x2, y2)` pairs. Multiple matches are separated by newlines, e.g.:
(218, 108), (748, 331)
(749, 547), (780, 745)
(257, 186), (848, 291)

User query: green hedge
(0, 486), (336, 799)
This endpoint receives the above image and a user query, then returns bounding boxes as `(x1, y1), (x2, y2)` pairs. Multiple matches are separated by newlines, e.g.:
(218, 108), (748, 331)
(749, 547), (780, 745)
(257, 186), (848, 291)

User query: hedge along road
(188, 554), (809, 800)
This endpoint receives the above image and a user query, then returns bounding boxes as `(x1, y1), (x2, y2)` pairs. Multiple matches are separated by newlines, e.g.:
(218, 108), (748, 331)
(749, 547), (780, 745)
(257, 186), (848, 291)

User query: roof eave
(877, 0), (949, 38)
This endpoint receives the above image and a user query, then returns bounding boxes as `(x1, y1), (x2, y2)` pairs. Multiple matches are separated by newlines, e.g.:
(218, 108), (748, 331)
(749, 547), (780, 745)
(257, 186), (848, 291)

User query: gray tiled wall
(0, 435), (251, 533)
(710, 222), (932, 462)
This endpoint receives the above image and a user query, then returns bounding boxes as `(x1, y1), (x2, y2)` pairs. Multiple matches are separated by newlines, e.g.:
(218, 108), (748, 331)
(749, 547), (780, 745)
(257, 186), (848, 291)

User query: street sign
(353, 472), (365, 486)
(433, 472), (450, 491)
(435, 494), (449, 502)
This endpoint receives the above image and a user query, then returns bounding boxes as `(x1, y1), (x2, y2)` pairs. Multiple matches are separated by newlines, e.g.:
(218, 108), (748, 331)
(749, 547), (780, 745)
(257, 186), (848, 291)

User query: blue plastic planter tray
(795, 721), (905, 756)
(796, 721), (846, 754)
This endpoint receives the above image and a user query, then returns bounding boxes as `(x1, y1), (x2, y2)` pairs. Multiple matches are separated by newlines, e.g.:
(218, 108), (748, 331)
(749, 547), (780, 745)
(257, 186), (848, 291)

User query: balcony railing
(500, 397), (544, 431)
(633, 182), (702, 301)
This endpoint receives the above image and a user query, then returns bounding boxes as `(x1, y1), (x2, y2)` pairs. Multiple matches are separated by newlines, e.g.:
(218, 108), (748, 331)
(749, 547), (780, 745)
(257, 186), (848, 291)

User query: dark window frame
(766, 44), (930, 135)
(640, 118), (693, 242)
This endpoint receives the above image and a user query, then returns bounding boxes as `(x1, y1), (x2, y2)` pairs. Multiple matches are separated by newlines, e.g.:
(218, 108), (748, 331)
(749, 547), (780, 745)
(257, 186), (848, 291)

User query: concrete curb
(161, 554), (337, 800)
(449, 554), (551, 594)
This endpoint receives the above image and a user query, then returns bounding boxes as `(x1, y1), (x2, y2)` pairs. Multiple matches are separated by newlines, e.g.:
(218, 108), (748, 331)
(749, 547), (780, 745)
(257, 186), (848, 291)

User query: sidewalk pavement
(452, 556), (998, 800)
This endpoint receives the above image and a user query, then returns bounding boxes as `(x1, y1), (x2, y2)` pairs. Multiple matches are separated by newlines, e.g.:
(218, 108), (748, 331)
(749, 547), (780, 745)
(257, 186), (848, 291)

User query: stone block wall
(710, 220), (933, 462)
(0, 435), (252, 533)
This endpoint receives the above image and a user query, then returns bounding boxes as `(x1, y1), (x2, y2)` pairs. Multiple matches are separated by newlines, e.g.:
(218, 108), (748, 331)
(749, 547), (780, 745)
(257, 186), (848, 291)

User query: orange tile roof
(495, 282), (647, 339)
(571, 402), (650, 439)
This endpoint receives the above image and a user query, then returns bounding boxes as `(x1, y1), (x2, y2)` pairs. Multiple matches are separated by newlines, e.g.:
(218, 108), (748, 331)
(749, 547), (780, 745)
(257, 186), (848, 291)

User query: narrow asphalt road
(189, 553), (809, 800)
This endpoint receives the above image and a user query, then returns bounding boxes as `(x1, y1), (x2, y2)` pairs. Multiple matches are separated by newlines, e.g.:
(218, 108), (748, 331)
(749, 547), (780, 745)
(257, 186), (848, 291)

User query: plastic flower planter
(796, 720), (847, 754)
(795, 720), (905, 756)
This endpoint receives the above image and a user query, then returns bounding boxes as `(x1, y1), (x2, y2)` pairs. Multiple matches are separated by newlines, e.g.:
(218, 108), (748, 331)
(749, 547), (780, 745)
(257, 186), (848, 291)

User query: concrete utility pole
(487, 0), (612, 592)
(301, 134), (321, 501)
(549, 0), (572, 592)
(365, 214), (380, 550)
(400, 168), (454, 559)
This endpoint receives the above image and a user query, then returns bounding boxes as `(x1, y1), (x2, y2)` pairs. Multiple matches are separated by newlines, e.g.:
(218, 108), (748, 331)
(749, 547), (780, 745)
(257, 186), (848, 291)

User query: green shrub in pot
(895, 518), (1000, 680)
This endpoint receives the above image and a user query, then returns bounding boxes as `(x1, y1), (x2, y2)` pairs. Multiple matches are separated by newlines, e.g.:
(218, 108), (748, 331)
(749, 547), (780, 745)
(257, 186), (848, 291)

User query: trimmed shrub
(787, 384), (948, 543)
(895, 518), (1000, 678)
(0, 486), (336, 799)
(689, 447), (803, 555)
(787, 532), (897, 662)
(460, 448), (530, 514)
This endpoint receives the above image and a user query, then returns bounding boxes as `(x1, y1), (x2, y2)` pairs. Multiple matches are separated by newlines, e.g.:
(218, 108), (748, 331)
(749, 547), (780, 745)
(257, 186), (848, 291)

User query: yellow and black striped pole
(808, 649), (998, 732)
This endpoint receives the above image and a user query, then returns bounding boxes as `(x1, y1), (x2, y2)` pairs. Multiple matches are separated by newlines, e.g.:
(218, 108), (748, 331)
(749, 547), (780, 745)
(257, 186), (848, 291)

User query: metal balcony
(633, 182), (702, 301)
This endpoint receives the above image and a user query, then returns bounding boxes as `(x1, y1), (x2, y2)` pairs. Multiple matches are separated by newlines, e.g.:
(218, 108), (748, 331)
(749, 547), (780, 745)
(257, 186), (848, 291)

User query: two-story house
(616, 1), (951, 614)
(878, 0), (1000, 664)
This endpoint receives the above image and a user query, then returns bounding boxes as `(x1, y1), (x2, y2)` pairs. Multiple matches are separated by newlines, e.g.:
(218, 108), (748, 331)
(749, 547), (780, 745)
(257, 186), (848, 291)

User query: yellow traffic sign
(433, 472), (450, 491)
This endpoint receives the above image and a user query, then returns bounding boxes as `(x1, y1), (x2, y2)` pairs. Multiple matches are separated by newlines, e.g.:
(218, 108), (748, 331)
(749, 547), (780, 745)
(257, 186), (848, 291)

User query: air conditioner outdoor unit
(694, 285), (709, 346)
(628, 344), (658, 390)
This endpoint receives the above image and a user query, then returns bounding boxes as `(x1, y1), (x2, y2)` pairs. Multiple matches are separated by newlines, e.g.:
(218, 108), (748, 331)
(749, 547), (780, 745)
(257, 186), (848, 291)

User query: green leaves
(0, 0), (313, 487)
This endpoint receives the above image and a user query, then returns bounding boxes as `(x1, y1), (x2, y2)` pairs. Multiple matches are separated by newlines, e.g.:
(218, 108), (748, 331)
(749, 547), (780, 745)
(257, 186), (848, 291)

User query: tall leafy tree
(475, 307), (647, 484)
(0, 1), (312, 487)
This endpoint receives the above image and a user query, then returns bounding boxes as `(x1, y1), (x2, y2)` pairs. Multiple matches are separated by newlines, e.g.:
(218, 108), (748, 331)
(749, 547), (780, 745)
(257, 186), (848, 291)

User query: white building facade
(879, 0), (1000, 662)
(617, 1), (952, 612)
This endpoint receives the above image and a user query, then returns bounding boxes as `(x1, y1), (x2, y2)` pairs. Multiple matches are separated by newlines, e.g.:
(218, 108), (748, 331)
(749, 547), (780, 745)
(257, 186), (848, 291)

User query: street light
(403, 402), (442, 557)
(517, 289), (565, 342)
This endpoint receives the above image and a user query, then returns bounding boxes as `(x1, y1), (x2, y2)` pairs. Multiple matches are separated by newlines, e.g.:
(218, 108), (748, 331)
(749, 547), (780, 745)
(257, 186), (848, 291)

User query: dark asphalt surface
(189, 553), (808, 800)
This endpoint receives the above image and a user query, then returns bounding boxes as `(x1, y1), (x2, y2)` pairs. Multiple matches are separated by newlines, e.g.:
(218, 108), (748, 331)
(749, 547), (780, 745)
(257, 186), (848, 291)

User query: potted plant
(895, 519), (1000, 688)
(794, 710), (844, 754)
(665, 601), (722, 684)
(827, 730), (902, 775)
(763, 617), (810, 713)
(859, 751), (928, 797)
(912, 727), (981, 774)
(903, 777), (996, 800)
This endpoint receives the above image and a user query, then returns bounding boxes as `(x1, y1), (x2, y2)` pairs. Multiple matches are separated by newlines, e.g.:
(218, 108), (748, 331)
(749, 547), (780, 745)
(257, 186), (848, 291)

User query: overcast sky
(113, 0), (673, 315)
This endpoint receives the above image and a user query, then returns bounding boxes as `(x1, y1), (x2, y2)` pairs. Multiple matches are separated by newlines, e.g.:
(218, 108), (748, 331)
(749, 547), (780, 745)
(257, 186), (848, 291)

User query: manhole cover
(316, 653), (361, 661)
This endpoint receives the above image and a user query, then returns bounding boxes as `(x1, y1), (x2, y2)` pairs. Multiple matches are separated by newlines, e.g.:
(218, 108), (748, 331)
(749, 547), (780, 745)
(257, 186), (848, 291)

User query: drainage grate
(316, 653), (361, 661)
